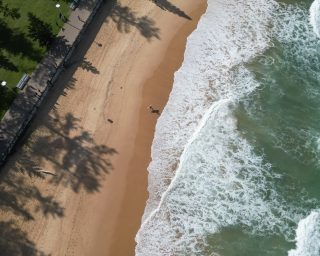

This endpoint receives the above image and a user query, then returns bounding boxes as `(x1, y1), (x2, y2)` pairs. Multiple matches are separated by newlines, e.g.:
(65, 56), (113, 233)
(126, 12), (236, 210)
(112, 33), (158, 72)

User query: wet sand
(0, 0), (206, 255)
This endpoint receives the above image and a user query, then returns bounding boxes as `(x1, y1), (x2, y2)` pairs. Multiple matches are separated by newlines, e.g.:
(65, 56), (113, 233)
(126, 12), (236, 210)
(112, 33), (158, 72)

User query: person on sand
(148, 105), (160, 115)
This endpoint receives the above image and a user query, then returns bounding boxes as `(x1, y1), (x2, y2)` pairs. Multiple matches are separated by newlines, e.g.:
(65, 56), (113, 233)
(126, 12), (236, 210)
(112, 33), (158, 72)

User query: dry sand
(0, 0), (206, 255)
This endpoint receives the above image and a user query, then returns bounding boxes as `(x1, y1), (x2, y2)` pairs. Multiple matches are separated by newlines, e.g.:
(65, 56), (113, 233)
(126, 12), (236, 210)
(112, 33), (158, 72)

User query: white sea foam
(136, 98), (303, 255)
(141, 0), (276, 222)
(135, 0), (318, 255)
(288, 210), (320, 256)
(266, 3), (320, 168)
(310, 0), (320, 37)
(136, 0), (280, 254)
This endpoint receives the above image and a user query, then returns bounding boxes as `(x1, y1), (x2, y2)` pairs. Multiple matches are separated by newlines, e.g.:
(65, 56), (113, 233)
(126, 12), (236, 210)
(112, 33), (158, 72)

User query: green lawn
(0, 0), (71, 118)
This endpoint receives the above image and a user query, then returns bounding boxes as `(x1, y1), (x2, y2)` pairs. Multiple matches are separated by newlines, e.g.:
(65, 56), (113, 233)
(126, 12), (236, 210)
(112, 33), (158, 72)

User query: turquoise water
(207, 1), (320, 255)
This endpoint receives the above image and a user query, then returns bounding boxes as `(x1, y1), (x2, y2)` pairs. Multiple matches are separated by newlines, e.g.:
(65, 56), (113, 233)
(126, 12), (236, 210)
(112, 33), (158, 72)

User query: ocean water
(135, 0), (320, 255)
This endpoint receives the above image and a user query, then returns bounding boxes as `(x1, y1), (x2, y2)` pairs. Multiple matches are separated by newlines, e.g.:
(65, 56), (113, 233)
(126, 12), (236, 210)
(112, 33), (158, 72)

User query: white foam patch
(135, 0), (317, 255)
(288, 210), (320, 256)
(136, 98), (302, 255)
(274, 3), (320, 69)
(310, 0), (320, 38)
(142, 0), (276, 222)
(265, 3), (320, 167)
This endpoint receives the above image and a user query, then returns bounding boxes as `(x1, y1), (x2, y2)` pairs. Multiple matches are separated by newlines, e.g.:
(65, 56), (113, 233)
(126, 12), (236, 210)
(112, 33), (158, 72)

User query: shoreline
(0, 1), (207, 255)
(107, 5), (207, 255)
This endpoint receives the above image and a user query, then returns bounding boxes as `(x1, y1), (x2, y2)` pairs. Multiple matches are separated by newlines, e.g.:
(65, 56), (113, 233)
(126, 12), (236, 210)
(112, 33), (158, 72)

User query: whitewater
(136, 0), (320, 255)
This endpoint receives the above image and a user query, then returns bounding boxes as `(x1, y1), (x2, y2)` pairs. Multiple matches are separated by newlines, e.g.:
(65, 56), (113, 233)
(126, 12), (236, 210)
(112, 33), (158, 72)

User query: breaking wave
(136, 0), (320, 255)
(310, 0), (320, 37)
(288, 210), (320, 256)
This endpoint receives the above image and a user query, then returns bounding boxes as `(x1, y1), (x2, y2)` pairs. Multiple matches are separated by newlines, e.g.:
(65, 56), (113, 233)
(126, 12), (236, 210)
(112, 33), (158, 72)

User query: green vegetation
(0, 86), (17, 118)
(0, 0), (70, 119)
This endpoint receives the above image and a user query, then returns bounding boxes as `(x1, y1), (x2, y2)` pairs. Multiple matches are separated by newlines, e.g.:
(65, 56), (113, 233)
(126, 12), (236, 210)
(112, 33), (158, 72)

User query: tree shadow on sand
(0, 221), (48, 256)
(150, 0), (192, 20)
(0, 170), (64, 221)
(0, 110), (117, 254)
(107, 0), (160, 41)
(80, 57), (100, 74)
(1, 109), (116, 220)
(17, 110), (117, 193)
(67, 57), (100, 74)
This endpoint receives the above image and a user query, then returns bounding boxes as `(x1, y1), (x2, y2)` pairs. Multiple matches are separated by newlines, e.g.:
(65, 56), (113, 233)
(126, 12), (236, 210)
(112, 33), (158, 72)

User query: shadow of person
(151, 109), (160, 115)
(148, 105), (161, 115)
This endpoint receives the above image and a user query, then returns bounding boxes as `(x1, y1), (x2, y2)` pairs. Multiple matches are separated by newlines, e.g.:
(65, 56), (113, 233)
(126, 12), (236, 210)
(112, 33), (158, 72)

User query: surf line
(137, 98), (232, 235)
(310, 0), (320, 38)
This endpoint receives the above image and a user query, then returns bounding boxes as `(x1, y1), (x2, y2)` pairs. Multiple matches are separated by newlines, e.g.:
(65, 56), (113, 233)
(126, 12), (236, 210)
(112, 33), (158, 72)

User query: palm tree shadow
(0, 221), (49, 256)
(107, 0), (160, 41)
(0, 92), (117, 256)
(66, 57), (100, 74)
(0, 110), (117, 249)
(26, 110), (118, 193)
(80, 57), (100, 74)
(0, 163), (65, 221)
(151, 0), (192, 20)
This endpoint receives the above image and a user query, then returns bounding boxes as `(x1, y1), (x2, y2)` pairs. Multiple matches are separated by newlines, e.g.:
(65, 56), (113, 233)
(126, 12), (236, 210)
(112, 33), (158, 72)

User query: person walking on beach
(148, 105), (160, 115)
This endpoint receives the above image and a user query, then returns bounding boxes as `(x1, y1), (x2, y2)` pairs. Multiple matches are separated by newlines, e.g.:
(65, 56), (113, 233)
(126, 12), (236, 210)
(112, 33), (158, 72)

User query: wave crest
(288, 210), (320, 256)
(310, 0), (320, 38)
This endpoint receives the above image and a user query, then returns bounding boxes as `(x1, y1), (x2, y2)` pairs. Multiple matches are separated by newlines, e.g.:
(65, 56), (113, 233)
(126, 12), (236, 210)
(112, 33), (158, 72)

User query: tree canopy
(0, 0), (20, 19)
(27, 13), (54, 49)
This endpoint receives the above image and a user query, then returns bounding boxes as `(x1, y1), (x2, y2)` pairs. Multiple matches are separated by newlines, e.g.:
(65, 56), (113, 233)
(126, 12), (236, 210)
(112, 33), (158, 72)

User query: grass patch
(0, 86), (17, 118)
(0, 0), (71, 119)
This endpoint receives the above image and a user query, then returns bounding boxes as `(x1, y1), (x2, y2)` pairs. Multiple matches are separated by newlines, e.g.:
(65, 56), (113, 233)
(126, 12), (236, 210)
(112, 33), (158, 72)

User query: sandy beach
(0, 0), (206, 255)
